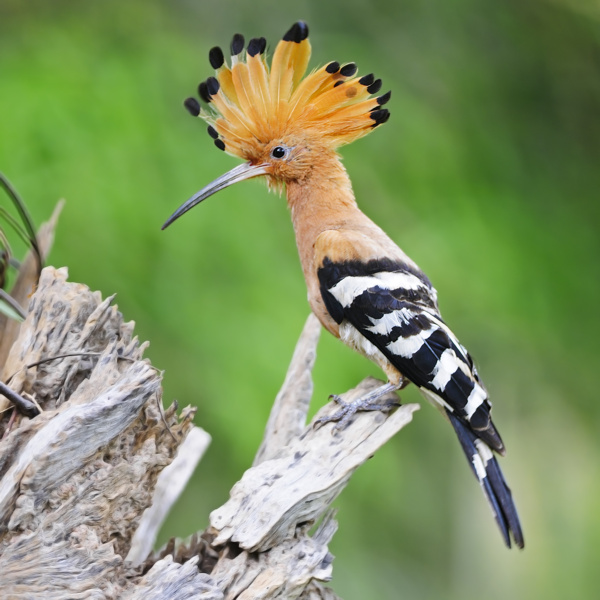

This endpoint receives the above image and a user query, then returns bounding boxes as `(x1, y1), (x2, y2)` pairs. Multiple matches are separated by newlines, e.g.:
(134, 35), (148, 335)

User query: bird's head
(163, 21), (390, 229)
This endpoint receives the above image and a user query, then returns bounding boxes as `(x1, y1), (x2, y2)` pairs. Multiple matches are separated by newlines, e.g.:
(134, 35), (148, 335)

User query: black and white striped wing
(318, 257), (524, 548)
(318, 257), (501, 451)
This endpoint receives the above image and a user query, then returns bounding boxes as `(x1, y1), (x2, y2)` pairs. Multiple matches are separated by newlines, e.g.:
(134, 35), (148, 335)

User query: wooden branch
(0, 268), (419, 599)
(210, 378), (417, 553)
(127, 425), (212, 566)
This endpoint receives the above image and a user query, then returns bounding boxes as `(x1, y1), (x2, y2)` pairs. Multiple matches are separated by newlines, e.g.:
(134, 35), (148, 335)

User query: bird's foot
(314, 381), (401, 430)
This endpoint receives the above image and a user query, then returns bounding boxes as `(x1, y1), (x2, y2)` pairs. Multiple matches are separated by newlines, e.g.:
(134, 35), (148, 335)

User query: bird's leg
(315, 380), (402, 430)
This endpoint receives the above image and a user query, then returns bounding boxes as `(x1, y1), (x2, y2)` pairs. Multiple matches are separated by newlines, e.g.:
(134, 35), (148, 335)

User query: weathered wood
(209, 510), (339, 600)
(0, 267), (198, 598)
(124, 556), (221, 600)
(143, 315), (418, 599)
(127, 425), (212, 566)
(0, 267), (418, 599)
(210, 381), (417, 553)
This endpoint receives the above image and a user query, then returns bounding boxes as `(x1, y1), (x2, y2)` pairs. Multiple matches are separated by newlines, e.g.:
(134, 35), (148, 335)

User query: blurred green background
(1, 0), (599, 598)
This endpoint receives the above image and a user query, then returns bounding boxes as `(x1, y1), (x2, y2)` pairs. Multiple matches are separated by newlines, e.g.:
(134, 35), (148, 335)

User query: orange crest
(184, 22), (391, 159)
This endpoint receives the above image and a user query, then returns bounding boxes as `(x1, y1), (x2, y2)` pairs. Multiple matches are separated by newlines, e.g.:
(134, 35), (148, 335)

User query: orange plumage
(189, 22), (389, 163)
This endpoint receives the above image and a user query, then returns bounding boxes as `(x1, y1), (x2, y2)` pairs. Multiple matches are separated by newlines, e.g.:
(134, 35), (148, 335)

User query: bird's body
(288, 161), (425, 383)
(164, 22), (524, 549)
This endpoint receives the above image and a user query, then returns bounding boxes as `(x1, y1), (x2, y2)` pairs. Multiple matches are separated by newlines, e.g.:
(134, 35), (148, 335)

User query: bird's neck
(285, 154), (417, 274)
(286, 156), (362, 244)
(285, 154), (380, 307)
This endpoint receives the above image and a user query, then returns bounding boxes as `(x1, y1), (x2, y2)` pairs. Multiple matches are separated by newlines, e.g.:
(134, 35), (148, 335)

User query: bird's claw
(314, 394), (400, 431)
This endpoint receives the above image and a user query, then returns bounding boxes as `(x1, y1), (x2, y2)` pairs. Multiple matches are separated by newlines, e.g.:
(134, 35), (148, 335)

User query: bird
(163, 21), (524, 549)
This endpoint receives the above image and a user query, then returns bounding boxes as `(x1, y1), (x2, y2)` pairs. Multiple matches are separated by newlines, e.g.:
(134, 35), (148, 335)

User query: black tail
(447, 410), (524, 549)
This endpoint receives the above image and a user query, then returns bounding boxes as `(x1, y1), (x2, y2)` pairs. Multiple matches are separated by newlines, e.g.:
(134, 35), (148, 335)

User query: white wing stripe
(465, 384), (487, 418)
(430, 348), (459, 390)
(366, 307), (413, 336)
(472, 453), (488, 481)
(386, 326), (436, 358)
(329, 271), (426, 308)
(473, 439), (494, 480)
(475, 439), (494, 464)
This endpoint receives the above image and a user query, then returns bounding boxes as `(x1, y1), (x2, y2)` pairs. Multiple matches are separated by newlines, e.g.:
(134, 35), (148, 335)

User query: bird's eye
(271, 146), (287, 159)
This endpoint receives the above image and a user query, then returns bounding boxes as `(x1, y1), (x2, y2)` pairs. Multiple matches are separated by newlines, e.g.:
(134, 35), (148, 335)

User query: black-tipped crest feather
(283, 21), (309, 43)
(209, 46), (224, 69)
(183, 97), (200, 116)
(231, 33), (245, 55)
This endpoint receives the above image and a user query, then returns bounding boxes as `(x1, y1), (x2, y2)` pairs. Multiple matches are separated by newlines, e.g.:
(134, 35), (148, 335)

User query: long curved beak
(162, 162), (268, 230)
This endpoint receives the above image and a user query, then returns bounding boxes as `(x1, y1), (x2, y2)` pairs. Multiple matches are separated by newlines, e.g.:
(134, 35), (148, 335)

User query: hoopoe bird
(163, 21), (524, 549)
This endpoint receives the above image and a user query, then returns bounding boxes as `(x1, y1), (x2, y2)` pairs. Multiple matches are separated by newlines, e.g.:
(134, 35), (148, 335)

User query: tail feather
(447, 410), (524, 549)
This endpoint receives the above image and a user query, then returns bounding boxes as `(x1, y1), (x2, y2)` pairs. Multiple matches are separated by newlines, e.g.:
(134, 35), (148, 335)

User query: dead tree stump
(0, 267), (418, 599)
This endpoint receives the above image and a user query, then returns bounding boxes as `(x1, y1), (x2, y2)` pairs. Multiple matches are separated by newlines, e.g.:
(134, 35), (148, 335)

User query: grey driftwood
(0, 266), (418, 599)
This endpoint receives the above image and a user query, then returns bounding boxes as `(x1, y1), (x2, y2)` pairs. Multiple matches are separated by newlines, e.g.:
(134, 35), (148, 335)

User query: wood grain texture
(210, 380), (418, 553)
(0, 267), (199, 598)
(0, 271), (417, 599)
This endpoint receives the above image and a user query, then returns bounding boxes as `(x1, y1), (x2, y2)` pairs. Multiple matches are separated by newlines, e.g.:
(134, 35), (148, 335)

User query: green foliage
(1, 1), (599, 598)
